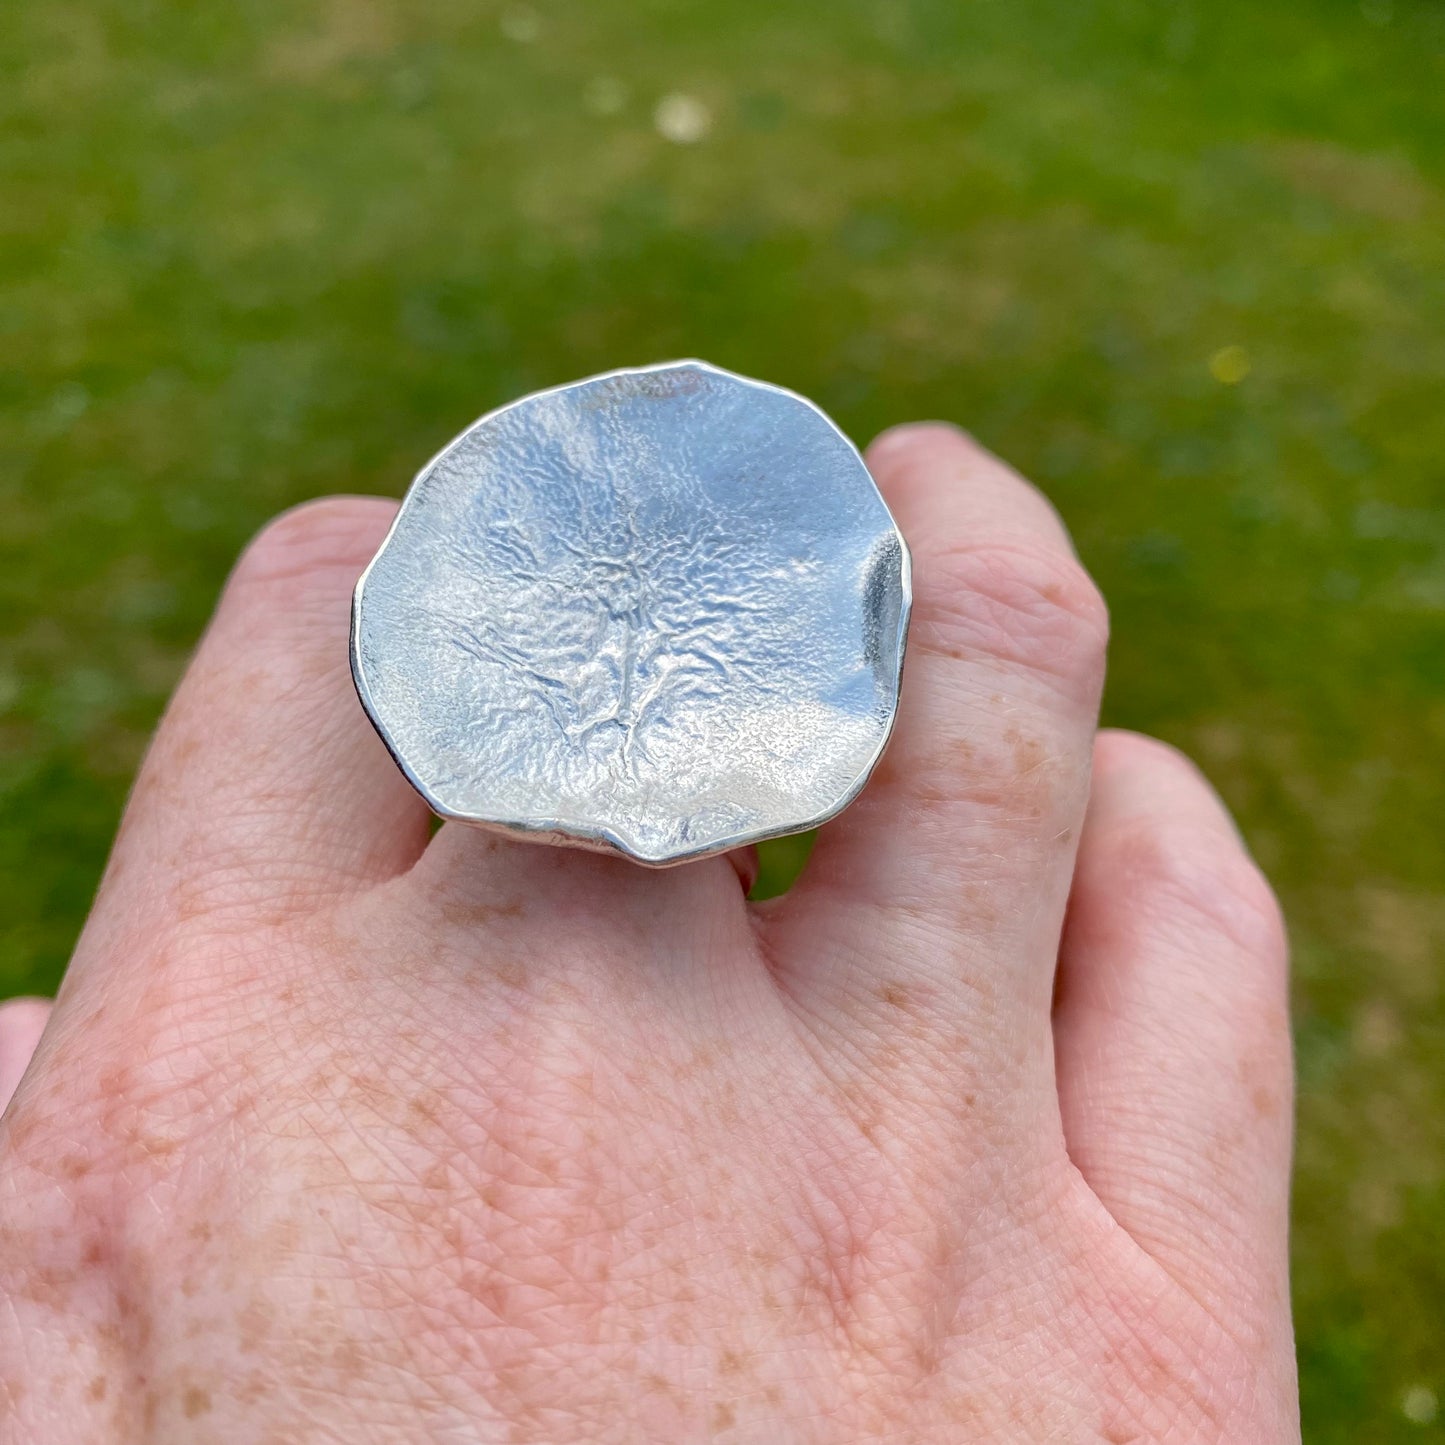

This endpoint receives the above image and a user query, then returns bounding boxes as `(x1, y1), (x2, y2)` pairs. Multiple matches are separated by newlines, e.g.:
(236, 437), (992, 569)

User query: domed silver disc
(351, 359), (911, 866)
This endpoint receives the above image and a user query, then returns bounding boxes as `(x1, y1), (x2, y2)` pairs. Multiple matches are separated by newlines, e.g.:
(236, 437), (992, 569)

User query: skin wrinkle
(1076, 1247), (1241, 1441)
(1058, 1201), (1290, 1384)
(773, 966), (999, 1162)
(868, 667), (1087, 810)
(907, 539), (1109, 694)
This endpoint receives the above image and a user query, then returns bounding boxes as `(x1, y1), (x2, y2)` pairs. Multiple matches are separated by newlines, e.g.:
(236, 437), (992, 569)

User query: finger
(763, 424), (1108, 1076)
(1053, 730), (1292, 1329)
(0, 997), (51, 1117)
(89, 499), (432, 935)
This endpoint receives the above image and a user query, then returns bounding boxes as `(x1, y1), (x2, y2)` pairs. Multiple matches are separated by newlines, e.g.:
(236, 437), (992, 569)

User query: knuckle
(1115, 815), (1289, 970)
(1096, 727), (1193, 778)
(921, 539), (1110, 691)
(230, 496), (397, 599)
(866, 424), (974, 516)
(868, 420), (973, 479)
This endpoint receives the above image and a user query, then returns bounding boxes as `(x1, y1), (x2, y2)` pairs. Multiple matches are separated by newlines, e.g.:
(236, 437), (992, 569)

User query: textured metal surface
(351, 360), (911, 866)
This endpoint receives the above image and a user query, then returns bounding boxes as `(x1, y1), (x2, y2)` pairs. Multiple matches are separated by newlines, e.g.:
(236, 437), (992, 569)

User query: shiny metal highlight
(351, 360), (911, 866)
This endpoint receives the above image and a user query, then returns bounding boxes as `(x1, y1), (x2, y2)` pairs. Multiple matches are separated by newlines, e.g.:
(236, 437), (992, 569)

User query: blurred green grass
(2, 0), (1443, 1435)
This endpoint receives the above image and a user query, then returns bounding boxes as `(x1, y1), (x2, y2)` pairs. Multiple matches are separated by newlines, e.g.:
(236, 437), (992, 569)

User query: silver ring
(351, 359), (911, 866)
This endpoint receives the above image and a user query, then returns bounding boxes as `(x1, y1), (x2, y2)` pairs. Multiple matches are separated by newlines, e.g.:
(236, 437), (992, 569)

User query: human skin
(0, 424), (1297, 1443)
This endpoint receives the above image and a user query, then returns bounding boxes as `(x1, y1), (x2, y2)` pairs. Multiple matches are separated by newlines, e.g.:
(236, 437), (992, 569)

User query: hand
(0, 424), (1297, 1443)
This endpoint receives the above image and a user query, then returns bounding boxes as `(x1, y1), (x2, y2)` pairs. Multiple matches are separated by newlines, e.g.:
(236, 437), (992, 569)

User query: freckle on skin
(689, 1044), (719, 1074)
(913, 1338), (942, 1378)
(332, 1341), (363, 1378)
(440, 898), (526, 929)
(459, 1271), (510, 1321)
(269, 1217), (301, 1253)
(22, 1265), (78, 1307)
(87, 1376), (107, 1402)
(493, 960), (526, 990)
(183, 1386), (212, 1417)
(170, 735), (202, 767)
(407, 1090), (442, 1126)
(960, 882), (998, 930)
(713, 1401), (736, 1430)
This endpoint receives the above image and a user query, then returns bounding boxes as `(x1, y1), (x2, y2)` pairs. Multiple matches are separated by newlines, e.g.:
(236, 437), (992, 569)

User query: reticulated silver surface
(351, 359), (911, 866)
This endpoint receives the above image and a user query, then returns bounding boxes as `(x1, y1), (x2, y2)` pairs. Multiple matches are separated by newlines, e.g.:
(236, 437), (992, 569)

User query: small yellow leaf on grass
(1209, 344), (1252, 385)
(1402, 1385), (1438, 1425)
(655, 93), (713, 145)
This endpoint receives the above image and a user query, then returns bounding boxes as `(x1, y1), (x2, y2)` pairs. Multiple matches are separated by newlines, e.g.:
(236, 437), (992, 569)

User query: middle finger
(763, 424), (1108, 1084)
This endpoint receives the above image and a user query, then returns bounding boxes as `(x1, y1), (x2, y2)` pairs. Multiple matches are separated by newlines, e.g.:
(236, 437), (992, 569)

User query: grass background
(2, 0), (1443, 1435)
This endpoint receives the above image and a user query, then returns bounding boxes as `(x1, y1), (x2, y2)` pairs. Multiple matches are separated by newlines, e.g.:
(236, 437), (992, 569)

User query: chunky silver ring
(351, 359), (911, 867)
